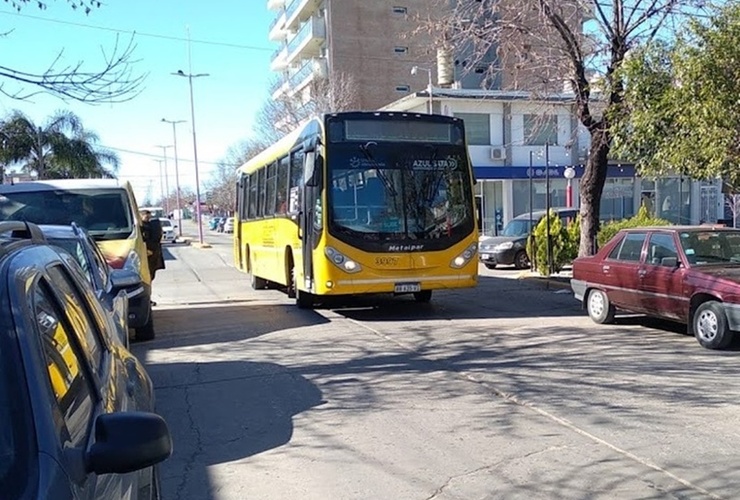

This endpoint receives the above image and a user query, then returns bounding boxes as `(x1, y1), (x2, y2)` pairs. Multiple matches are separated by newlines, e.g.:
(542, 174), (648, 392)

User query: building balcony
(268, 11), (288, 41)
(284, 0), (323, 31)
(267, 0), (285, 11)
(270, 45), (289, 71)
(285, 16), (326, 66)
(272, 58), (328, 100)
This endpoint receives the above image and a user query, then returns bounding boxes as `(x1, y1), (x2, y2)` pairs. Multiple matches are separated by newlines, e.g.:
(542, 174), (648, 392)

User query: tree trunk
(578, 126), (610, 257)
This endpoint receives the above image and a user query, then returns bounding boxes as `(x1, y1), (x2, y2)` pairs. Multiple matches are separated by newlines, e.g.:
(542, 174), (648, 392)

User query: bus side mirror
(304, 152), (319, 187)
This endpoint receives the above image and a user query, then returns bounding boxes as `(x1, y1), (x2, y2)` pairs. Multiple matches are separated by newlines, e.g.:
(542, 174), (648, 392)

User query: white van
(0, 179), (155, 340)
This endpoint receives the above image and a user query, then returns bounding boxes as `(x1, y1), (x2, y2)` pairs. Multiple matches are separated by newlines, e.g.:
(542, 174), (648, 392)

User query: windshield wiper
(359, 142), (397, 197)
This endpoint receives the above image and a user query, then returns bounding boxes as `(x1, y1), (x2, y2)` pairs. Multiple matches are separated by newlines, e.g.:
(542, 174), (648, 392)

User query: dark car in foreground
(479, 208), (578, 269)
(39, 224), (143, 348)
(571, 225), (740, 349)
(0, 221), (171, 499)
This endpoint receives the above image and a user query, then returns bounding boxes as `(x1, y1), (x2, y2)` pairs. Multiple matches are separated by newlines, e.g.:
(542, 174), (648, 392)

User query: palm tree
(0, 110), (119, 180)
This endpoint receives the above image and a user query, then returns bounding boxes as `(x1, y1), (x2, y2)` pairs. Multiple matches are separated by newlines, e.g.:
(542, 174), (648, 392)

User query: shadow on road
(133, 303), (330, 350)
(147, 359), (323, 500)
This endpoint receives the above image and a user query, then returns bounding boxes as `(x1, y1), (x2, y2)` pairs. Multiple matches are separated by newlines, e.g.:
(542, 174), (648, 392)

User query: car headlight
(480, 244), (494, 251)
(325, 247), (361, 274)
(494, 241), (514, 251)
(450, 243), (479, 269)
(123, 250), (141, 273)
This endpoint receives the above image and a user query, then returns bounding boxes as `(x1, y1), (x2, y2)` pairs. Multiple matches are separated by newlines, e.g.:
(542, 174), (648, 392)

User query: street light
(155, 144), (172, 214)
(564, 166), (576, 208)
(172, 69), (209, 246)
(153, 159), (165, 206)
(411, 65), (433, 114)
(161, 118), (186, 237)
(528, 150), (535, 271)
(545, 142), (552, 276)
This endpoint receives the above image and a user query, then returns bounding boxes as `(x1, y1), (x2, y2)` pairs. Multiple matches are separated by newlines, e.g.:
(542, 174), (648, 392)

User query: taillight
(107, 256), (126, 269)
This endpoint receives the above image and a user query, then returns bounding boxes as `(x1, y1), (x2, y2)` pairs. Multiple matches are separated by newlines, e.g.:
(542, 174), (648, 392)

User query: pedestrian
(140, 210), (165, 280)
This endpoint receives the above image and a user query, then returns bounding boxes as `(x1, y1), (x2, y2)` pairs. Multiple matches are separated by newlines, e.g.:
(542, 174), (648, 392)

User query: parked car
(209, 217), (222, 231)
(479, 208), (579, 269)
(0, 179), (156, 341)
(39, 224), (143, 348)
(0, 221), (172, 499)
(223, 217), (235, 234)
(571, 225), (740, 350)
(159, 217), (176, 243)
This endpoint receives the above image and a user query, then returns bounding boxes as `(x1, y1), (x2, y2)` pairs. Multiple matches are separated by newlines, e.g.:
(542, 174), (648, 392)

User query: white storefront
(381, 89), (724, 234)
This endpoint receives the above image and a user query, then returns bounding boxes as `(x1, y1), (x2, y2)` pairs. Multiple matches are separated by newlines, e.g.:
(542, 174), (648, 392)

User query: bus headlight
(325, 247), (362, 274)
(450, 243), (478, 269)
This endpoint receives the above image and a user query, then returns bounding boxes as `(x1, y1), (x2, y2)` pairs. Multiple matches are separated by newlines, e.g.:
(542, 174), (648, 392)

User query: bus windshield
(328, 142), (473, 246)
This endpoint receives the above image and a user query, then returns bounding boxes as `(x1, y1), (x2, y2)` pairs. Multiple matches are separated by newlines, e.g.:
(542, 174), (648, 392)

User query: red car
(571, 226), (740, 349)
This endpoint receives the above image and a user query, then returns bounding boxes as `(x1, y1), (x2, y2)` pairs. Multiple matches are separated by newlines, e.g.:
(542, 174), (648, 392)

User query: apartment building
(267, 0), (501, 110)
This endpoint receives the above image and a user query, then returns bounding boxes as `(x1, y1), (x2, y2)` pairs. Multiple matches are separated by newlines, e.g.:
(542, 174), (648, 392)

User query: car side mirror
(86, 412), (172, 475)
(661, 256), (679, 268)
(110, 269), (142, 290)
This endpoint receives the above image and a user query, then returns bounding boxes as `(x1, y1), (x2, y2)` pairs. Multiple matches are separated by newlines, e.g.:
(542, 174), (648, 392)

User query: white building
(381, 88), (725, 234)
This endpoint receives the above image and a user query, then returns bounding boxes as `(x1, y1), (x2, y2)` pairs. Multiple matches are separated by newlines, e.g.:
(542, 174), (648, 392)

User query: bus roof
(236, 111), (463, 176)
(0, 178), (131, 193)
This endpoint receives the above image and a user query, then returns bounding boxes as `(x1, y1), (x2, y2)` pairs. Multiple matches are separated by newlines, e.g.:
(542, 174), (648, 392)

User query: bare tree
(255, 71), (360, 143)
(423, 0), (709, 256)
(0, 0), (144, 103)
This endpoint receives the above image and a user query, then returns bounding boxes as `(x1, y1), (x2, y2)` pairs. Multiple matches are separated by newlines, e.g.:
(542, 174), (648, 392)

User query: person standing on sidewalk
(140, 210), (165, 280)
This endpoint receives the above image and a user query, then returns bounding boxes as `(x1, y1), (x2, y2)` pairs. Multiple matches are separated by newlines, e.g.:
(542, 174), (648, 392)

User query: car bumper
(571, 279), (587, 302)
(724, 303), (740, 331)
(479, 248), (516, 265)
(127, 283), (152, 329)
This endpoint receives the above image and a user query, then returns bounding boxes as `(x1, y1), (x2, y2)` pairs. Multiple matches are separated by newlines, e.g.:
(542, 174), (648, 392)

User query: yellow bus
(234, 111), (478, 307)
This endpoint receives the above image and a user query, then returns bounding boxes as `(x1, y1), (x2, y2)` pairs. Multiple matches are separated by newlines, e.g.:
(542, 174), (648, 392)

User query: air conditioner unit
(490, 147), (506, 160)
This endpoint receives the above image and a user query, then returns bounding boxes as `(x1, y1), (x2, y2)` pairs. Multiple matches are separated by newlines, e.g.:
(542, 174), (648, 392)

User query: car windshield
(160, 219), (172, 228)
(0, 188), (134, 240)
(501, 219), (534, 237)
(679, 230), (740, 265)
(0, 326), (31, 497)
(328, 143), (473, 242)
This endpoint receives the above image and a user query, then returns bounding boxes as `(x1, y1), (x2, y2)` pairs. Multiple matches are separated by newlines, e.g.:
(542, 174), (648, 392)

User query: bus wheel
(250, 257), (267, 290)
(413, 290), (432, 303)
(296, 288), (314, 309)
(286, 260), (296, 298)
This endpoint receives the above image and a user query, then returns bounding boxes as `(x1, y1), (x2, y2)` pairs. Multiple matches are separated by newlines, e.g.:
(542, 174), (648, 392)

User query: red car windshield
(679, 230), (740, 265)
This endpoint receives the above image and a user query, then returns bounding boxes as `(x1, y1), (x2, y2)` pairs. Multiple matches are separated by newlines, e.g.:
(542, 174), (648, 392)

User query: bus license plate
(395, 282), (421, 293)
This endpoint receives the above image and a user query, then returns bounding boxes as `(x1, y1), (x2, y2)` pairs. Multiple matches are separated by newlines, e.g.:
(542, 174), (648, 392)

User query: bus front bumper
(323, 274), (478, 295)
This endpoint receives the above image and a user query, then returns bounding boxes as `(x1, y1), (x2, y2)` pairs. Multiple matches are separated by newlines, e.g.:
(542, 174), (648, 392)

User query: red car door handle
(602, 265), (610, 273)
(638, 270), (647, 277)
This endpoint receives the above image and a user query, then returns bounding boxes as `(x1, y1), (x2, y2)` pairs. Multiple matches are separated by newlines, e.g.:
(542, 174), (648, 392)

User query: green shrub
(563, 214), (581, 263)
(596, 204), (671, 248)
(527, 209), (570, 275)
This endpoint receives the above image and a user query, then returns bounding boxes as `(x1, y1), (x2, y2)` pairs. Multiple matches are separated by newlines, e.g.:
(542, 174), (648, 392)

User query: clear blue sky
(0, 0), (275, 203)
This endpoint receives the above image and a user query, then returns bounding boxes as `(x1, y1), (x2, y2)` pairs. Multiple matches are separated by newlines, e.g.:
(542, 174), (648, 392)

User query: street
(132, 222), (740, 500)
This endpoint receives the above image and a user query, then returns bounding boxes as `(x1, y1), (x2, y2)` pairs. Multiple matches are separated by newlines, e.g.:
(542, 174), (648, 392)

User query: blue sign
(474, 164), (635, 180)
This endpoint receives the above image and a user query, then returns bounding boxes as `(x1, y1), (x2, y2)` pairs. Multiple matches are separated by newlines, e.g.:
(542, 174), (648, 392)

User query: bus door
(300, 149), (322, 291)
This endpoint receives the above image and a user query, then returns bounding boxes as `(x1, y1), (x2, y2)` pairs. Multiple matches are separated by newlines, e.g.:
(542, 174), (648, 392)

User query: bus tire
(135, 315), (155, 341)
(413, 290), (433, 303)
(296, 288), (314, 309)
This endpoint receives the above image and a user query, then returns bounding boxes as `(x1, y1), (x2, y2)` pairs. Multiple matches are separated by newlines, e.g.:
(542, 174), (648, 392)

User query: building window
(393, 46), (408, 54)
(392, 6), (407, 14)
(455, 113), (490, 145)
(523, 114), (558, 145)
(395, 85), (410, 92)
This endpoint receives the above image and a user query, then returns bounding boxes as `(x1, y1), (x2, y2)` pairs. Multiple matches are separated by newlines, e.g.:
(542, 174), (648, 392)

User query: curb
(516, 271), (573, 291)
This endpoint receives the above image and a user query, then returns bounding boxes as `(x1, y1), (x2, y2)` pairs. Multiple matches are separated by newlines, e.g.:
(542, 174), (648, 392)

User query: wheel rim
(517, 252), (529, 268)
(589, 291), (605, 318)
(696, 309), (719, 342)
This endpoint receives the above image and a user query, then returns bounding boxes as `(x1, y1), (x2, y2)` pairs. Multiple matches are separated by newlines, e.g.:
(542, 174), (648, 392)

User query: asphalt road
(132, 222), (740, 500)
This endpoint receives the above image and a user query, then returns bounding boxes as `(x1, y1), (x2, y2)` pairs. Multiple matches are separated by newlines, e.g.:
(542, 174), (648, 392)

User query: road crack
(174, 363), (204, 500)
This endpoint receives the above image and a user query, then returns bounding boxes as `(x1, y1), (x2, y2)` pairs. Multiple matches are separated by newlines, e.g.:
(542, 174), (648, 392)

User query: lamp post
(153, 158), (165, 207)
(564, 166), (576, 208)
(155, 145), (172, 215)
(172, 69), (209, 246)
(411, 66), (433, 114)
(545, 142), (552, 276)
(529, 150), (535, 271)
(161, 118), (185, 237)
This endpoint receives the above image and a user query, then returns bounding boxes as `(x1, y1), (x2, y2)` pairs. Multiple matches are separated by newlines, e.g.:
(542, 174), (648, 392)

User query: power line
(0, 10), (274, 52)
(104, 144), (240, 167)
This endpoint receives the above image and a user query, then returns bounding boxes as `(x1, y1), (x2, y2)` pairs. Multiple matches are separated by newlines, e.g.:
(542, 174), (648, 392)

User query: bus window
(266, 162), (277, 216)
(248, 173), (257, 219)
(277, 157), (289, 215)
(289, 151), (304, 213)
(257, 168), (266, 218)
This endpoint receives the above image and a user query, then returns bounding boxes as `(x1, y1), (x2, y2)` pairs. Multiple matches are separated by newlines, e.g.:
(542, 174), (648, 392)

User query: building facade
(382, 90), (725, 234)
